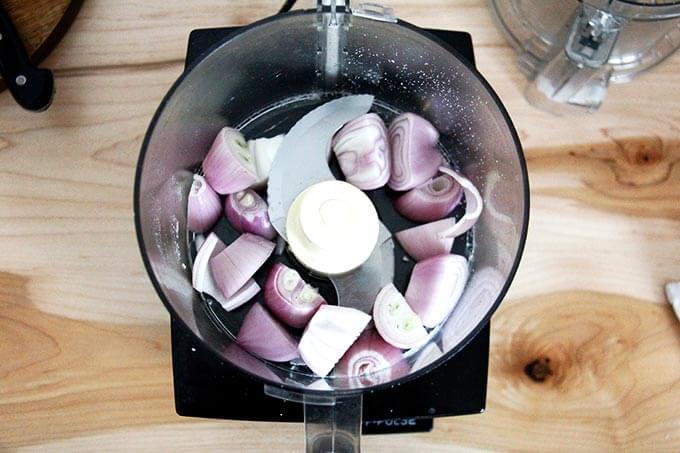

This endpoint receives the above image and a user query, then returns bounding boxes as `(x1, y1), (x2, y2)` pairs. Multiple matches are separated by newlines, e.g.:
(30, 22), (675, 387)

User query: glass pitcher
(490, 0), (680, 113)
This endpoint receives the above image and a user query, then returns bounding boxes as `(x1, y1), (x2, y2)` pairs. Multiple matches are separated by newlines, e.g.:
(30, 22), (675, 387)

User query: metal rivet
(15, 75), (27, 86)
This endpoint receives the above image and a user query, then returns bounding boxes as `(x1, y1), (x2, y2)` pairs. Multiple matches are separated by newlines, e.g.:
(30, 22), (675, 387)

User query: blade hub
(287, 180), (379, 275)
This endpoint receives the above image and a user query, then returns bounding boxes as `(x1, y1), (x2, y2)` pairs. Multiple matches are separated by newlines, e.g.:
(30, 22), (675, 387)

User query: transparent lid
(590, 0), (680, 19)
(491, 0), (680, 111)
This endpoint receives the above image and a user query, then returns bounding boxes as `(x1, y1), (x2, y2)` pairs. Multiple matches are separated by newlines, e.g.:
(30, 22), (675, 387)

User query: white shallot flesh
(437, 166), (483, 239)
(373, 284), (428, 350)
(191, 233), (260, 311)
(249, 134), (285, 187)
(209, 233), (274, 298)
(298, 305), (371, 377)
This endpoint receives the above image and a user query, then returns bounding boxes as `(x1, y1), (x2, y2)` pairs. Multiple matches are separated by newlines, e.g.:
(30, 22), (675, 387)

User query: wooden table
(1, 1), (679, 450)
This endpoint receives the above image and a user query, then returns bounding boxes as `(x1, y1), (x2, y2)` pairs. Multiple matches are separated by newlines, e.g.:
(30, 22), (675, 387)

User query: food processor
(134, 1), (529, 451)
(490, 0), (680, 112)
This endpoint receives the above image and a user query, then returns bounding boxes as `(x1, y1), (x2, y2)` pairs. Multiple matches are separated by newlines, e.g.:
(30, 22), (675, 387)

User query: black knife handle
(0, 4), (54, 111)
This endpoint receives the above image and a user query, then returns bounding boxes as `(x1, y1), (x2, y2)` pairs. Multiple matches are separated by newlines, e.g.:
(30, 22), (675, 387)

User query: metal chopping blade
(267, 94), (374, 240)
(266, 94), (395, 313)
(329, 223), (394, 314)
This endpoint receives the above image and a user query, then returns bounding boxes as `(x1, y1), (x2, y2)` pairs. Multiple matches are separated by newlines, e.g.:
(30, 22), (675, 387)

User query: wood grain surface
(1, 0), (679, 451)
(1, 0), (73, 54)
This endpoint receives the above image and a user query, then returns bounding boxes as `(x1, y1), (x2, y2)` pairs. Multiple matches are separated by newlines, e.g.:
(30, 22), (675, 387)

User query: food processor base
(172, 317), (489, 434)
(170, 24), (489, 436)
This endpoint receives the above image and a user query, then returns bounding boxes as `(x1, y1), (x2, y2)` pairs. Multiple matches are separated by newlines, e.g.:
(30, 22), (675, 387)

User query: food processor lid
(491, 0), (680, 111)
(584, 0), (680, 19)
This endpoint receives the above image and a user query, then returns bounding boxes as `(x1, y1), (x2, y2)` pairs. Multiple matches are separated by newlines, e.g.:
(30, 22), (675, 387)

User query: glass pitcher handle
(525, 3), (624, 113)
(265, 385), (363, 453)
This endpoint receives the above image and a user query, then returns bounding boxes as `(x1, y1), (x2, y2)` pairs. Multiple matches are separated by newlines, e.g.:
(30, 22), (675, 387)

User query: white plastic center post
(287, 180), (379, 275)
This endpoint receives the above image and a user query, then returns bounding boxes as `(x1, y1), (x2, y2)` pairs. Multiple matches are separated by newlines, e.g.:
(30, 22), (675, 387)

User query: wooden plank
(1, 0), (679, 450)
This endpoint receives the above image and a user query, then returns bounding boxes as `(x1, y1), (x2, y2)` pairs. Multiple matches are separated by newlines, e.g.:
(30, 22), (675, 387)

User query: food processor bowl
(490, 0), (680, 112)
(135, 8), (528, 452)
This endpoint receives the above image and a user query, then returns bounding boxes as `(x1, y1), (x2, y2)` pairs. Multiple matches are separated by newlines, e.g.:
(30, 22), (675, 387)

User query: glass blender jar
(490, 0), (680, 112)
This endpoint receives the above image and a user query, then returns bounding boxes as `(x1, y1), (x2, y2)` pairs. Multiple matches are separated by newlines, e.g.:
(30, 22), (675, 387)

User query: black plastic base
(173, 318), (488, 433)
(172, 23), (487, 435)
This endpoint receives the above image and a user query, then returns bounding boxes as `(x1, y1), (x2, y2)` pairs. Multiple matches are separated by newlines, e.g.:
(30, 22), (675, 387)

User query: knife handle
(0, 4), (54, 111)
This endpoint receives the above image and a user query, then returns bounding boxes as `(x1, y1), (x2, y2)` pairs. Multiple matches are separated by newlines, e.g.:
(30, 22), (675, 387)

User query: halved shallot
(405, 254), (469, 328)
(298, 305), (371, 377)
(187, 174), (222, 233)
(331, 113), (391, 190)
(192, 233), (260, 311)
(209, 233), (275, 298)
(264, 263), (326, 328)
(203, 127), (257, 194)
(394, 173), (462, 222)
(237, 303), (298, 362)
(373, 284), (428, 350)
(335, 329), (407, 385)
(225, 189), (277, 240)
(387, 113), (441, 191)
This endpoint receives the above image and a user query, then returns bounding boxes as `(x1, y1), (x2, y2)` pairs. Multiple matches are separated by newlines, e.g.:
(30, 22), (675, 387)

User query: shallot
(335, 329), (407, 385)
(203, 127), (257, 194)
(249, 134), (284, 187)
(225, 189), (277, 240)
(331, 113), (391, 190)
(405, 254), (469, 328)
(187, 174), (222, 233)
(237, 303), (298, 362)
(264, 263), (326, 328)
(395, 168), (482, 261)
(394, 173), (462, 222)
(298, 305), (371, 377)
(436, 166), (483, 239)
(373, 284), (428, 350)
(395, 218), (455, 261)
(209, 233), (275, 298)
(387, 113), (441, 191)
(192, 233), (260, 311)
